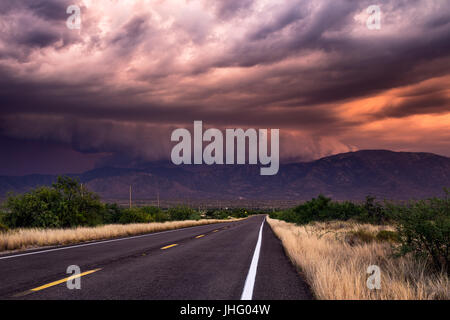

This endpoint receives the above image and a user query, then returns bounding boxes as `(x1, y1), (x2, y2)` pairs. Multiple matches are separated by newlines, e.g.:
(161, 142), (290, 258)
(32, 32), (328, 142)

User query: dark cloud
(375, 93), (450, 119)
(17, 29), (61, 48)
(0, 0), (72, 18)
(0, 135), (104, 176)
(213, 0), (255, 19)
(27, 0), (72, 21)
(109, 15), (151, 55)
(0, 0), (80, 61)
(248, 7), (305, 41)
(0, 0), (449, 174)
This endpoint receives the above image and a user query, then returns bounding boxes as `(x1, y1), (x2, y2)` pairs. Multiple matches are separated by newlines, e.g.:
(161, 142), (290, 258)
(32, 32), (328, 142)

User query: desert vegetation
(268, 192), (449, 299)
(0, 176), (254, 252)
(267, 218), (448, 299)
(0, 219), (240, 252)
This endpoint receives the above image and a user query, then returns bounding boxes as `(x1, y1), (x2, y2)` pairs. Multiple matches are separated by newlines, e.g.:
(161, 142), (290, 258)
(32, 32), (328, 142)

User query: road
(0, 215), (312, 300)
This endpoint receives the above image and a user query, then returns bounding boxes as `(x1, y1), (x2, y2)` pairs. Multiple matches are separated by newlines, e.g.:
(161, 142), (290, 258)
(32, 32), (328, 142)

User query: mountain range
(1, 150), (449, 202)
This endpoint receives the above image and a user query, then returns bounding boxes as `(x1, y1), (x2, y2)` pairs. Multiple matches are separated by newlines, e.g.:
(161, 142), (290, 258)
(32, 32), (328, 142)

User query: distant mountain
(1, 150), (450, 201)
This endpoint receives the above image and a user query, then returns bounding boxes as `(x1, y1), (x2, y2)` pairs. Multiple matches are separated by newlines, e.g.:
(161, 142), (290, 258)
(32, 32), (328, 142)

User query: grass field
(267, 217), (449, 300)
(0, 219), (240, 253)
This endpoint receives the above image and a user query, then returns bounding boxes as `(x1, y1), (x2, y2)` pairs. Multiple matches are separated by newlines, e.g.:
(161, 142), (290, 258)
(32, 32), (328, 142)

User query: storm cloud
(0, 0), (449, 174)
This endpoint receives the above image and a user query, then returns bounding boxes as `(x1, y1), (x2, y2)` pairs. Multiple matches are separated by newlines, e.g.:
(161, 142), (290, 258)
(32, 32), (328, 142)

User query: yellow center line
(213, 230), (219, 233)
(12, 268), (102, 297)
(195, 234), (205, 239)
(31, 268), (102, 292)
(161, 244), (178, 250)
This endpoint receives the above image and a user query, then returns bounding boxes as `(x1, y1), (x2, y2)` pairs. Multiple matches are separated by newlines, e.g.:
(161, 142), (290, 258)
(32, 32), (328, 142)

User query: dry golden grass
(0, 219), (239, 253)
(267, 217), (449, 300)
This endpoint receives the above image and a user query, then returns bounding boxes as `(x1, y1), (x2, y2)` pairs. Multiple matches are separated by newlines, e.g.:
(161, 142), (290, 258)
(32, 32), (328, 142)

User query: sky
(0, 0), (449, 175)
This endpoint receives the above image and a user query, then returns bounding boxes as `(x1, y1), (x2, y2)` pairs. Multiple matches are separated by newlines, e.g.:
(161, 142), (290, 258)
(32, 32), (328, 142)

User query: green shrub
(391, 192), (449, 274)
(141, 206), (169, 222)
(344, 229), (400, 246)
(279, 195), (366, 225)
(168, 206), (195, 221)
(345, 229), (376, 246)
(272, 208), (298, 223)
(211, 210), (229, 220)
(140, 206), (161, 215)
(332, 200), (365, 221)
(3, 176), (104, 228)
(268, 191), (449, 274)
(376, 230), (400, 243)
(0, 222), (8, 233)
(203, 208), (253, 220)
(188, 211), (202, 221)
(2, 176), (228, 229)
(119, 208), (153, 224)
(270, 195), (393, 225)
(236, 208), (250, 218)
(102, 203), (123, 224)
(361, 196), (391, 224)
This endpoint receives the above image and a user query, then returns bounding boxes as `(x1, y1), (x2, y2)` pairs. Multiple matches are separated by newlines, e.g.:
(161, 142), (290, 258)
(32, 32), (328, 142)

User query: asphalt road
(0, 215), (312, 300)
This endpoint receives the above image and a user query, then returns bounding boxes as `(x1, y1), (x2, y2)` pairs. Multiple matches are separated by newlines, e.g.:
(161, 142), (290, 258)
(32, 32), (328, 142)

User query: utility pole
(156, 179), (160, 208)
(157, 190), (160, 208)
(129, 185), (132, 208)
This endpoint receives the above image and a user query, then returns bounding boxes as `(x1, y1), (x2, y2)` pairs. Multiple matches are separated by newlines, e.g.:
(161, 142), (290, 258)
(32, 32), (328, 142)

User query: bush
(211, 210), (229, 220)
(230, 208), (249, 218)
(345, 229), (376, 246)
(119, 208), (153, 224)
(270, 195), (392, 225)
(361, 196), (390, 224)
(3, 176), (104, 228)
(269, 191), (449, 274)
(0, 210), (7, 230)
(277, 195), (365, 225)
(345, 229), (400, 246)
(188, 211), (202, 221)
(141, 206), (170, 222)
(1, 176), (226, 230)
(391, 192), (449, 274)
(102, 203), (123, 224)
(97, 204), (202, 225)
(0, 222), (8, 233)
(271, 208), (297, 223)
(376, 230), (399, 243)
(331, 200), (365, 221)
(3, 187), (59, 228)
(168, 206), (196, 221)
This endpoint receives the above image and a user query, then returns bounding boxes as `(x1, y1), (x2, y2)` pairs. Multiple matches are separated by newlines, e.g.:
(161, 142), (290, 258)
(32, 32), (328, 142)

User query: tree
(168, 206), (196, 221)
(3, 176), (104, 228)
(393, 191), (450, 274)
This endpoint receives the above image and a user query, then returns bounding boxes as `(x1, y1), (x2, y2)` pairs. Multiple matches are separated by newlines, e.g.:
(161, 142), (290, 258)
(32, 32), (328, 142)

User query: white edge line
(0, 221), (233, 261)
(240, 216), (265, 300)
